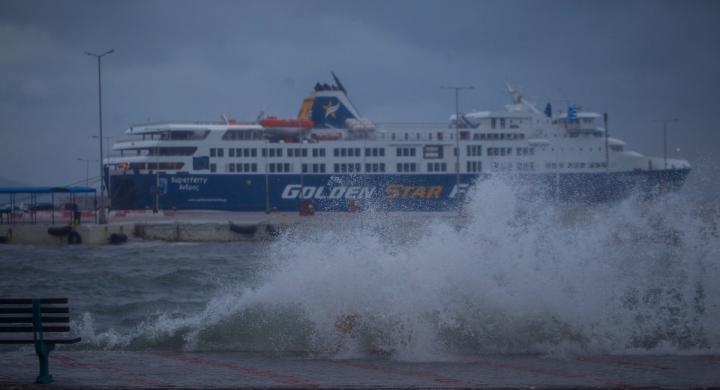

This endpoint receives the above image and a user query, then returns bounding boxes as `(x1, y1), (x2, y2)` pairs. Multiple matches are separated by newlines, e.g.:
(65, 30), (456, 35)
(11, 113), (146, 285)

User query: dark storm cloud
(0, 0), (718, 186)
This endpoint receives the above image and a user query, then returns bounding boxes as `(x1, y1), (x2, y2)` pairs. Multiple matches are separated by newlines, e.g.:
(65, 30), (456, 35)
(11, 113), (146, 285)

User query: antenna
(331, 71), (346, 94)
(505, 82), (522, 104)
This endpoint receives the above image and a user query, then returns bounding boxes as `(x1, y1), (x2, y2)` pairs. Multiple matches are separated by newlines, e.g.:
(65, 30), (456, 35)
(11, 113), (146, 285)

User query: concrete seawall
(134, 221), (287, 241)
(0, 221), (284, 245)
(0, 210), (466, 245)
(1, 223), (134, 245)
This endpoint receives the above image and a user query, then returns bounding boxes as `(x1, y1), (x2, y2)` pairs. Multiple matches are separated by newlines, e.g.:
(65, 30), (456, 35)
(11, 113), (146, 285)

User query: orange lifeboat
(259, 117), (313, 129)
(311, 133), (342, 141)
(259, 116), (314, 136)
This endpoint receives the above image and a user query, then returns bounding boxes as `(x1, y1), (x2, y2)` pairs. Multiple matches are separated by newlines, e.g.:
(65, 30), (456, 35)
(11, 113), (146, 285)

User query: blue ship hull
(109, 170), (690, 212)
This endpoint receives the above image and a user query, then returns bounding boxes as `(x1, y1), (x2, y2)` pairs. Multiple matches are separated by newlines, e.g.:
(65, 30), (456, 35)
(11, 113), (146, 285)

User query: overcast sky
(1, 0), (718, 187)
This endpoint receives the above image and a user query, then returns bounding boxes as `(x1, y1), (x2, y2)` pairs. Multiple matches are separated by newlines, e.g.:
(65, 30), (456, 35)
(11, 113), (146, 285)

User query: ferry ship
(105, 74), (691, 212)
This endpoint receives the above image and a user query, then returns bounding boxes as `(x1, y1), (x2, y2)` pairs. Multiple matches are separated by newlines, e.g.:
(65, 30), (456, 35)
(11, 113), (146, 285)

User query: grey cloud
(0, 0), (718, 187)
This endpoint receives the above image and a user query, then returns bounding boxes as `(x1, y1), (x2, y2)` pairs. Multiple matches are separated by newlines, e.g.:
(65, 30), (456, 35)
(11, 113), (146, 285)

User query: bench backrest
(0, 298), (72, 341)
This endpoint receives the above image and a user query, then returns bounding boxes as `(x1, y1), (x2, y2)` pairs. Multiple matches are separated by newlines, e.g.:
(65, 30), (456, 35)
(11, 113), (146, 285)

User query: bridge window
(516, 162), (534, 171)
(365, 163), (385, 173)
(427, 162), (447, 172)
(396, 147), (416, 157)
(467, 161), (482, 172)
(396, 162), (417, 172)
(466, 145), (482, 156)
(235, 163), (258, 172)
(515, 147), (534, 156)
(487, 147), (513, 156)
(268, 163), (291, 173)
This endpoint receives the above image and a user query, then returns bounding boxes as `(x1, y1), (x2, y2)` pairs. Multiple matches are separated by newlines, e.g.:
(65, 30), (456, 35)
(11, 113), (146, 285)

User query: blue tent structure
(0, 186), (96, 224)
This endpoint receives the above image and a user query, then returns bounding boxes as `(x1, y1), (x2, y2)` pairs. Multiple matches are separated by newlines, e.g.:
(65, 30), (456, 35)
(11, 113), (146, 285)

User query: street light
(441, 85), (474, 204)
(85, 49), (114, 224)
(77, 158), (98, 186)
(653, 118), (679, 169)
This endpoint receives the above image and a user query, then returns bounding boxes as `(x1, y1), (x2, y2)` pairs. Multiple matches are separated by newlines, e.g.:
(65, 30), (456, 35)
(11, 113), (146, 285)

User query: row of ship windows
(206, 145), (536, 159)
(215, 161), (608, 173)
(130, 142), (614, 158)
(545, 162), (609, 169)
(214, 162), (494, 174)
(490, 162), (535, 171)
(387, 131), (526, 141)
(215, 129), (529, 142)
(128, 160), (608, 174)
(148, 128), (532, 143)
(486, 147), (535, 156)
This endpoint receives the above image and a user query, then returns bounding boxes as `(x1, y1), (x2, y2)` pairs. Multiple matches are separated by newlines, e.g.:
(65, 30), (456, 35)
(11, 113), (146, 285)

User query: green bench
(0, 298), (81, 383)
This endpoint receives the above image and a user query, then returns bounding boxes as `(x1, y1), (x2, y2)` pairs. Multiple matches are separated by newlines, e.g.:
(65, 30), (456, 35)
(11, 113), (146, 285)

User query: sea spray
(74, 177), (720, 358)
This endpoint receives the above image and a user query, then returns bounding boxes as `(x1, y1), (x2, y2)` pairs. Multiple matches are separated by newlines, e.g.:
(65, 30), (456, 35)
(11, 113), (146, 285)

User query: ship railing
(129, 120), (230, 127)
(375, 122), (450, 131)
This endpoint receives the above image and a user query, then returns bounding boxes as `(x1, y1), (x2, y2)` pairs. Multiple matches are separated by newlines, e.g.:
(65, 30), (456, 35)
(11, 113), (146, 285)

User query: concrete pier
(0, 210), (465, 245)
(0, 351), (718, 389)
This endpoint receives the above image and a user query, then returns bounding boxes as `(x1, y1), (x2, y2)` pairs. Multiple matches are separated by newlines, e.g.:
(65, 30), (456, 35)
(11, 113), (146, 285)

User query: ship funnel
(298, 72), (362, 129)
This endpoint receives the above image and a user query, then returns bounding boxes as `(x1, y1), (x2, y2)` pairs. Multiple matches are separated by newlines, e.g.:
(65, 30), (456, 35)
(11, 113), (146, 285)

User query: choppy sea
(1, 177), (719, 360)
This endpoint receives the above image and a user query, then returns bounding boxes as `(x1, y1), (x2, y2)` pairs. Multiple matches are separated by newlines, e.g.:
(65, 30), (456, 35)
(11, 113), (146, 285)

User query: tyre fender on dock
(67, 230), (82, 245)
(108, 233), (128, 245)
(229, 222), (257, 236)
(47, 226), (73, 236)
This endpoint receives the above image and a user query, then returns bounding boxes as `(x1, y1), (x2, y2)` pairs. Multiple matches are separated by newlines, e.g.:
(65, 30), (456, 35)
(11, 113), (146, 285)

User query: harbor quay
(0, 350), (718, 389)
(0, 210), (467, 245)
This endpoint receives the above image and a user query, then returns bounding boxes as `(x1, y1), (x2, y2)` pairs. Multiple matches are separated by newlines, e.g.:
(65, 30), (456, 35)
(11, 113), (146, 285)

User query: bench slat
(0, 326), (70, 333)
(0, 307), (69, 314)
(0, 316), (70, 323)
(0, 337), (81, 345)
(0, 298), (68, 305)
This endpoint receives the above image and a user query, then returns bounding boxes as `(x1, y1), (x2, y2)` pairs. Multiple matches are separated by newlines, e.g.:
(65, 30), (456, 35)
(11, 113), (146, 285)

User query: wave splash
(77, 178), (720, 359)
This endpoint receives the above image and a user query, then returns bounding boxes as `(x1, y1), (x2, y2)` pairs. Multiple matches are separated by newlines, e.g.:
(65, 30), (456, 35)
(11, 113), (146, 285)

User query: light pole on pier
(85, 49), (114, 224)
(442, 85), (474, 203)
(77, 158), (98, 186)
(653, 118), (679, 169)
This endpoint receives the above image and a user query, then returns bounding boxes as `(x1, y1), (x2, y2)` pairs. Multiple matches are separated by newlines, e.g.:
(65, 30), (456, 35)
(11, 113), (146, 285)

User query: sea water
(1, 176), (718, 360)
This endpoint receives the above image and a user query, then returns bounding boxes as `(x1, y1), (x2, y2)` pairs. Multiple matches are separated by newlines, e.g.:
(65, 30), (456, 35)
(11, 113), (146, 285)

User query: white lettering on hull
(448, 184), (470, 199)
(172, 176), (208, 192)
(281, 185), (378, 200)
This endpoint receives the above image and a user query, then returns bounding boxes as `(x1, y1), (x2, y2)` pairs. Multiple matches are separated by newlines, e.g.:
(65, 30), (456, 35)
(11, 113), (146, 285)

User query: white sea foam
(78, 177), (720, 359)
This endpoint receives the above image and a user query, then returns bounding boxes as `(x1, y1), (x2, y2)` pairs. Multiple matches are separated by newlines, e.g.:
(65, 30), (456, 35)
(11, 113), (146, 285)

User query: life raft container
(259, 117), (313, 129)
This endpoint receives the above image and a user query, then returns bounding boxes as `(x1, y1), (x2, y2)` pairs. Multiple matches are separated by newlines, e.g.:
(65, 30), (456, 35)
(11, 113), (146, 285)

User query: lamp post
(77, 158), (98, 186)
(653, 118), (679, 169)
(441, 85), (474, 203)
(85, 49), (114, 224)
